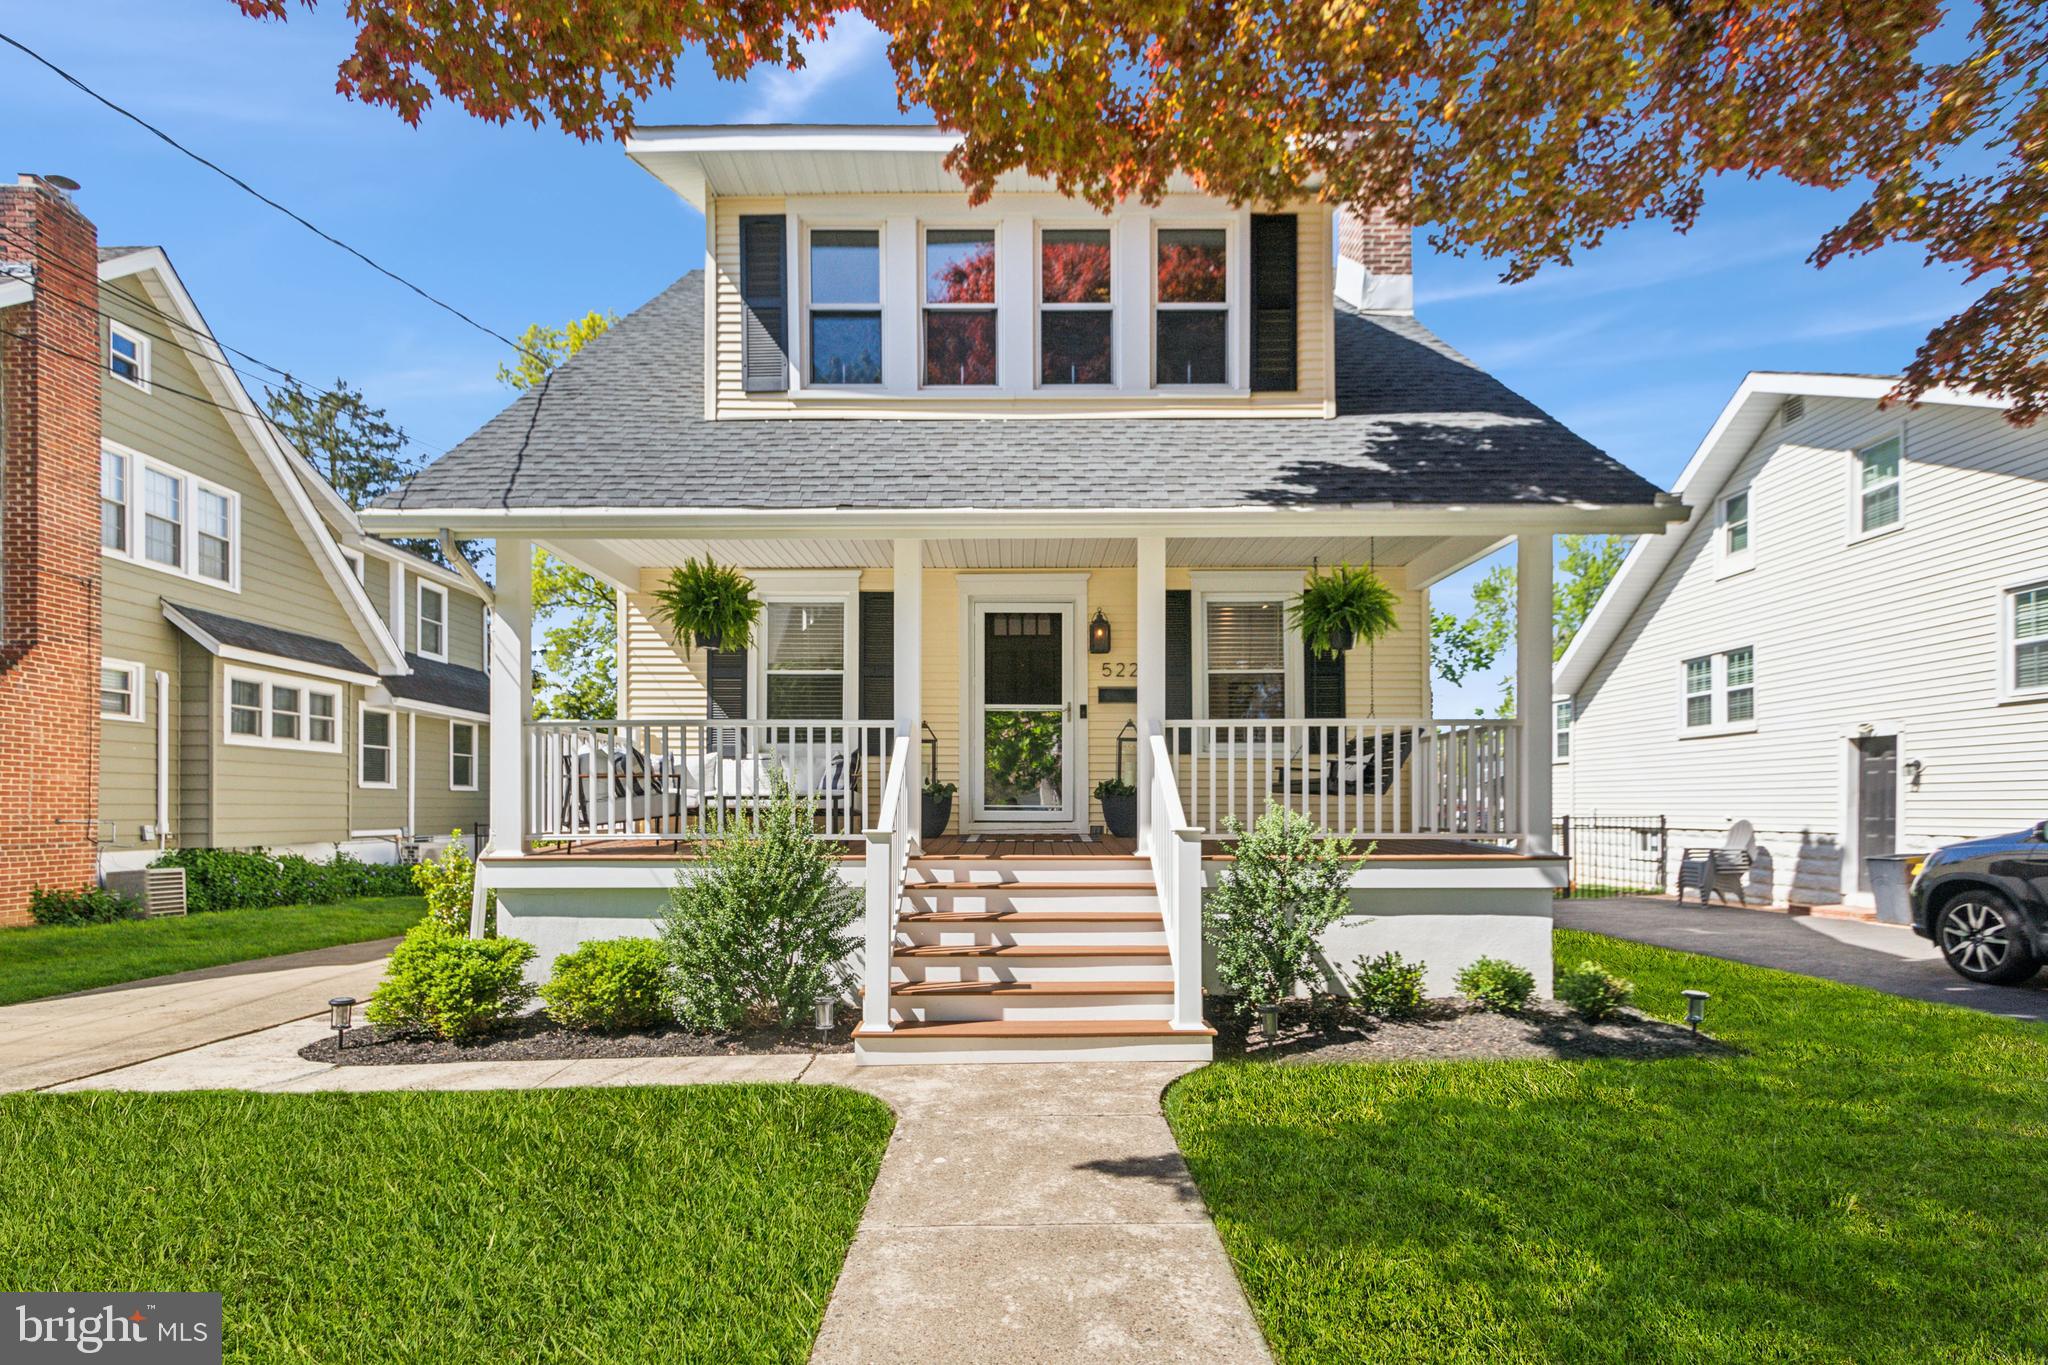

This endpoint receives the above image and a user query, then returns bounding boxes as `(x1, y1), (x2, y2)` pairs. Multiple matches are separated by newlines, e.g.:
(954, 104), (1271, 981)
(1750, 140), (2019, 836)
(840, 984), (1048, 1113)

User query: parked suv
(1909, 822), (2048, 985)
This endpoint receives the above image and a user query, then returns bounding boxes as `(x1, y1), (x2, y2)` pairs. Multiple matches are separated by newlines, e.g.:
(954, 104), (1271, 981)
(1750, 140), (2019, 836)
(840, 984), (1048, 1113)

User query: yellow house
(364, 126), (1685, 1063)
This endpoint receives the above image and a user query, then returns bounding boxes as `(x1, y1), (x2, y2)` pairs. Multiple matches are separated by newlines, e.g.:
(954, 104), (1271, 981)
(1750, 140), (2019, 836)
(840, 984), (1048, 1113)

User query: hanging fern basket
(1289, 562), (1399, 661)
(649, 557), (762, 657)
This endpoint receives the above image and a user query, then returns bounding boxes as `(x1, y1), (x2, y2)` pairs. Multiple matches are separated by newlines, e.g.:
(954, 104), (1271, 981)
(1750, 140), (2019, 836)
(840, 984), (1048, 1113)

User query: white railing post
(862, 735), (912, 1035)
(1148, 728), (1207, 1032)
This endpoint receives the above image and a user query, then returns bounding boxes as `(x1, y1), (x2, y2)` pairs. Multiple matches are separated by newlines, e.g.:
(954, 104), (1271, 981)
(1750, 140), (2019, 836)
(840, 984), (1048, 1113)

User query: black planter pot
(693, 630), (721, 652)
(1099, 789), (1137, 840)
(920, 791), (954, 841)
(1329, 623), (1355, 652)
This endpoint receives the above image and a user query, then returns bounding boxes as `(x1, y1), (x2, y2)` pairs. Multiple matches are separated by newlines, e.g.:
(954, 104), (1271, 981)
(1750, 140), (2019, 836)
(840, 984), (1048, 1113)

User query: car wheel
(1935, 891), (2041, 985)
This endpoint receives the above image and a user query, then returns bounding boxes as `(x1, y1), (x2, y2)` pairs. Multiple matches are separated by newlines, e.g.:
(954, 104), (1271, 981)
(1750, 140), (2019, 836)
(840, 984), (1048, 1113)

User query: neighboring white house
(363, 124), (1687, 1062)
(1554, 372), (2045, 907)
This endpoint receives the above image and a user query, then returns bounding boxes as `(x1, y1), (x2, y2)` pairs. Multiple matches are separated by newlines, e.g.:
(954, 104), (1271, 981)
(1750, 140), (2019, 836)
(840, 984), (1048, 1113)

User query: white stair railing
(1148, 725), (1207, 1033)
(862, 735), (913, 1034)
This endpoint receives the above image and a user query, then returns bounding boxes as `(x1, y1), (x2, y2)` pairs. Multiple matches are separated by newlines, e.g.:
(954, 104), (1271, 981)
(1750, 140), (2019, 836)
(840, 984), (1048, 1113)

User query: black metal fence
(1552, 815), (1669, 899)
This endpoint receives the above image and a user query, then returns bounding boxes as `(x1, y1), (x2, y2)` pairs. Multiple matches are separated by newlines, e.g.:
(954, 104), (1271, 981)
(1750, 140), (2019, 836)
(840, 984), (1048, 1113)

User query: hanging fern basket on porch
(1289, 562), (1399, 661)
(650, 557), (762, 656)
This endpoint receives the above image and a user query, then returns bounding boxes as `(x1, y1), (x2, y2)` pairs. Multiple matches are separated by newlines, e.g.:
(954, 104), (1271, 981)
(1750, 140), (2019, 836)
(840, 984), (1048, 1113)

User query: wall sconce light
(329, 996), (357, 1051)
(1904, 757), (1924, 788)
(1681, 989), (1709, 1036)
(1088, 610), (1112, 655)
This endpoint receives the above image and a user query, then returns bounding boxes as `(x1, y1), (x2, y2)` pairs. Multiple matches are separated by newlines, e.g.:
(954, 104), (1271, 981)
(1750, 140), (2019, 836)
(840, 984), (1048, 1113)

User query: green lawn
(0, 1085), (893, 1363)
(0, 897), (426, 1006)
(1168, 930), (2048, 1362)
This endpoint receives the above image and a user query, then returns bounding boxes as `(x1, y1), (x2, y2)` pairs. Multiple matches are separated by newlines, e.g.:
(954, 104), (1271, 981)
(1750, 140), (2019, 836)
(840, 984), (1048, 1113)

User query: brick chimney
(0, 174), (103, 924)
(1334, 193), (1413, 313)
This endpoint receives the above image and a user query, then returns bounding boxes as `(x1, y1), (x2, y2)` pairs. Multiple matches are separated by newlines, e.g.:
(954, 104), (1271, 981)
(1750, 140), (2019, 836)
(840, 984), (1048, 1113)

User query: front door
(1854, 735), (1898, 892)
(969, 603), (1077, 827)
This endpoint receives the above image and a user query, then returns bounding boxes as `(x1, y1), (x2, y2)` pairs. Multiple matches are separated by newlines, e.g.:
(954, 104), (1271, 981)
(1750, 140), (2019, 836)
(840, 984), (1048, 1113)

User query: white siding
(1561, 395), (2048, 902)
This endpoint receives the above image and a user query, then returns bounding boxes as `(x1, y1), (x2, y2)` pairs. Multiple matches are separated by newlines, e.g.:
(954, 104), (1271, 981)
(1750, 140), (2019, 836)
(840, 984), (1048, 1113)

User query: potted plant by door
(1095, 777), (1137, 841)
(1288, 562), (1399, 659)
(921, 779), (956, 841)
(650, 557), (761, 654)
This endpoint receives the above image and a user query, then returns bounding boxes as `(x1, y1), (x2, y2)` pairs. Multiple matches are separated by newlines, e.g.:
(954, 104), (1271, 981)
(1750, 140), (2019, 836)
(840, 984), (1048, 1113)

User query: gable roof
(1553, 371), (2017, 696)
(98, 248), (408, 675)
(374, 272), (1670, 523)
(163, 602), (379, 682)
(383, 653), (490, 717)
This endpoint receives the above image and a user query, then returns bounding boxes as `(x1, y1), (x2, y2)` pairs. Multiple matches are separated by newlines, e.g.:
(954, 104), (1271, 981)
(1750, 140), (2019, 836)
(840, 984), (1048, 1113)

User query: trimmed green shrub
(660, 777), (862, 1030)
(27, 886), (138, 927)
(1348, 951), (1428, 1020)
(541, 938), (669, 1032)
(366, 921), (536, 1041)
(412, 834), (494, 935)
(1557, 959), (1635, 1022)
(1456, 956), (1536, 1013)
(149, 847), (413, 912)
(1205, 804), (1357, 1016)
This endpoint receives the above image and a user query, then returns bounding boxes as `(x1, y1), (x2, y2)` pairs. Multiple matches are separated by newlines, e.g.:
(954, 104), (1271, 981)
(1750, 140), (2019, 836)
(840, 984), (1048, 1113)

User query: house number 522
(1099, 662), (1137, 678)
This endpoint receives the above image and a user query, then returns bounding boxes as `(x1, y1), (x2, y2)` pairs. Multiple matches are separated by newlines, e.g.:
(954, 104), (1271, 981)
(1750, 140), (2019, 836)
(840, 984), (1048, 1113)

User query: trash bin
(1863, 854), (1919, 925)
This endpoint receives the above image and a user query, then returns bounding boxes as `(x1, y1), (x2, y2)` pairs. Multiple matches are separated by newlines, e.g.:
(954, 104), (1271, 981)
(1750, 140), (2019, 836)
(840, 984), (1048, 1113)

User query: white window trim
(101, 439), (241, 592)
(1552, 697), (1572, 763)
(1678, 647), (1759, 738)
(100, 658), (146, 723)
(797, 221), (888, 393)
(1848, 427), (1906, 544)
(1190, 571), (1304, 741)
(108, 321), (150, 392)
(222, 665), (342, 753)
(1151, 218), (1242, 393)
(415, 580), (449, 662)
(340, 546), (366, 583)
(449, 720), (479, 791)
(358, 702), (397, 788)
(1996, 573), (2048, 705)
(1034, 221), (1117, 390)
(919, 223), (1002, 392)
(1716, 486), (1754, 577)
(100, 446), (130, 555)
(746, 571), (861, 722)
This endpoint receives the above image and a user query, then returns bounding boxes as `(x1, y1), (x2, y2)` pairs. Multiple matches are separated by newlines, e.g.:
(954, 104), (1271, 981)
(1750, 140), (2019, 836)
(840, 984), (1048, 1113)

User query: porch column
(1516, 532), (1553, 853)
(488, 536), (533, 860)
(1135, 535), (1167, 854)
(892, 538), (923, 850)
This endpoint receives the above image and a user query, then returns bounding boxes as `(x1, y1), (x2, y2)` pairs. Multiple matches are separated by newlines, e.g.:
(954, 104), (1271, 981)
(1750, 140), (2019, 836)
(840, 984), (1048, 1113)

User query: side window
(1856, 436), (1902, 534)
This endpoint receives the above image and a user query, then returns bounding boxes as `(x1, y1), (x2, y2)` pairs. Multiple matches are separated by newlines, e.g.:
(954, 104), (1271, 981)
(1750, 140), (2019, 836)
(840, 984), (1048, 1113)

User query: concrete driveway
(1557, 897), (2048, 1023)
(0, 938), (395, 1092)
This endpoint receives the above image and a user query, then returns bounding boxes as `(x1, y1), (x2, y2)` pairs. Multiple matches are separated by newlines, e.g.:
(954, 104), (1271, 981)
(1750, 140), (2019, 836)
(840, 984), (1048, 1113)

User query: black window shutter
(1165, 590), (1193, 752)
(1249, 214), (1298, 392)
(1303, 635), (1346, 753)
(739, 214), (788, 392)
(706, 647), (748, 721)
(858, 591), (894, 756)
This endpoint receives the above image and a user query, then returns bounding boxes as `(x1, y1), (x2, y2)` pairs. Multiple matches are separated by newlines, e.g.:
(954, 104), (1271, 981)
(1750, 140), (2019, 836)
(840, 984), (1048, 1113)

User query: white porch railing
(1160, 718), (1521, 841)
(1147, 726), (1207, 1032)
(862, 735), (913, 1034)
(528, 719), (897, 842)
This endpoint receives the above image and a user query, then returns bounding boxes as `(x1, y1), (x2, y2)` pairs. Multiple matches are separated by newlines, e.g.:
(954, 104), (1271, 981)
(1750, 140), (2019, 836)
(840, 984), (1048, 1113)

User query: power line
(0, 29), (544, 363)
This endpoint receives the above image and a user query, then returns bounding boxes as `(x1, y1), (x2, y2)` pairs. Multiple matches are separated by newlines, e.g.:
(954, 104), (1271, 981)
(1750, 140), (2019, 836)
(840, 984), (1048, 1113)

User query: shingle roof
(97, 246), (150, 263)
(383, 653), (490, 716)
(379, 272), (1661, 513)
(164, 602), (376, 676)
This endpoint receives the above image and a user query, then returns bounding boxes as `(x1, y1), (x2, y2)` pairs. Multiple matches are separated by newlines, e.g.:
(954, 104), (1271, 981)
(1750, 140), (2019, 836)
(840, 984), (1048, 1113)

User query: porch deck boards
(504, 833), (1548, 862)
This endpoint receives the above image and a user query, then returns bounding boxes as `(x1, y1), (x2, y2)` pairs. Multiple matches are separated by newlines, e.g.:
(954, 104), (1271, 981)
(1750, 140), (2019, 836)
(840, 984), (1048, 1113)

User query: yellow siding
(617, 559), (1431, 837)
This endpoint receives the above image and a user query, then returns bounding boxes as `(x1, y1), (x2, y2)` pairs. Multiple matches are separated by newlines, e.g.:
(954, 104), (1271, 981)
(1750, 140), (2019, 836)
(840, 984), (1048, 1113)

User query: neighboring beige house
(0, 175), (492, 916)
(364, 126), (1686, 1062)
(1554, 372), (2046, 907)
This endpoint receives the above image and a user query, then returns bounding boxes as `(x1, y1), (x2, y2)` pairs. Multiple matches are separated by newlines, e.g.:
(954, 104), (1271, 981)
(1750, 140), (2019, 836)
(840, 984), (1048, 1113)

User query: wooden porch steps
(854, 1019), (1214, 1040)
(887, 980), (1172, 998)
(894, 943), (1170, 960)
(898, 909), (1164, 925)
(902, 880), (1157, 894)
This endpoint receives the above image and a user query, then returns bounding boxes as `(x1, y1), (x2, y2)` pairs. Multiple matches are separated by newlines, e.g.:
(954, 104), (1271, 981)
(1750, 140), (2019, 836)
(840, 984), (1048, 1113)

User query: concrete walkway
(0, 937), (397, 1093)
(1558, 897), (2048, 1023)
(54, 1022), (1271, 1363)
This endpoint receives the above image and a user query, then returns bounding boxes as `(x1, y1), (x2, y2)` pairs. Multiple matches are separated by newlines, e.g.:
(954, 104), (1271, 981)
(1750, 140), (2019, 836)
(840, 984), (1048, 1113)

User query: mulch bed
(299, 1014), (854, 1066)
(1208, 997), (1731, 1064)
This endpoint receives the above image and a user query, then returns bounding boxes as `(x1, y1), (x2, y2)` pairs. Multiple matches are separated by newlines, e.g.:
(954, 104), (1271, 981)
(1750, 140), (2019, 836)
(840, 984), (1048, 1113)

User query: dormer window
(1156, 228), (1229, 385)
(807, 229), (882, 385)
(923, 228), (997, 387)
(1040, 228), (1112, 386)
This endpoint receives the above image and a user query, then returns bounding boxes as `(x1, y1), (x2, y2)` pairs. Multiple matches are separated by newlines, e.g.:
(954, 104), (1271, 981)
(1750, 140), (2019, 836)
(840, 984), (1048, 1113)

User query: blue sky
(3, 4), (1987, 711)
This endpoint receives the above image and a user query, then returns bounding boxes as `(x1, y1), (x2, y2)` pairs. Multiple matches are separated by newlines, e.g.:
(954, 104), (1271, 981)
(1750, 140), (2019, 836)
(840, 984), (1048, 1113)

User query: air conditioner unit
(105, 866), (187, 918)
